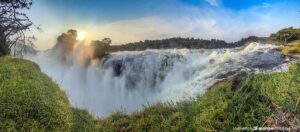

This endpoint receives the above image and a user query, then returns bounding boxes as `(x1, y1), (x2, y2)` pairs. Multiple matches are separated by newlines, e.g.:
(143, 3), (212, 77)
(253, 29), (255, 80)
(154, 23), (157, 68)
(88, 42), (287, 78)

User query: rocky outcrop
(211, 71), (249, 90)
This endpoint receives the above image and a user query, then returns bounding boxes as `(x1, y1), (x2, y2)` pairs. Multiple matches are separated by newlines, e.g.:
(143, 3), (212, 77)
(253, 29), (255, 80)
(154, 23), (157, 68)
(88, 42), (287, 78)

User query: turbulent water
(26, 42), (288, 116)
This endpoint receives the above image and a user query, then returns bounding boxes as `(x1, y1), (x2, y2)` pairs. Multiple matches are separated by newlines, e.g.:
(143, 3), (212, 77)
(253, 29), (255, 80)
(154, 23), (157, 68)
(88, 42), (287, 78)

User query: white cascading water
(26, 42), (288, 116)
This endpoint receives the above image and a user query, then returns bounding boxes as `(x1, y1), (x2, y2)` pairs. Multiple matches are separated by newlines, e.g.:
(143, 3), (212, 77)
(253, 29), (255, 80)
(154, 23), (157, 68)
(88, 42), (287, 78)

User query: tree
(91, 38), (111, 59)
(54, 29), (77, 54)
(0, 0), (38, 56)
(269, 27), (300, 45)
(52, 29), (77, 61)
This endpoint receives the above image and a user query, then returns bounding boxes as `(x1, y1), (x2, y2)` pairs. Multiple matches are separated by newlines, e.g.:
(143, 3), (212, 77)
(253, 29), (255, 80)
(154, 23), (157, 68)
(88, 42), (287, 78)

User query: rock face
(244, 49), (285, 70)
(212, 71), (248, 90)
(232, 71), (248, 90)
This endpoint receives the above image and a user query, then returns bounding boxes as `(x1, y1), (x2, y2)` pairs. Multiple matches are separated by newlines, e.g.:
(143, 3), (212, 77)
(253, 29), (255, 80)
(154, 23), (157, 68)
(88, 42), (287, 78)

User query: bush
(269, 27), (300, 44)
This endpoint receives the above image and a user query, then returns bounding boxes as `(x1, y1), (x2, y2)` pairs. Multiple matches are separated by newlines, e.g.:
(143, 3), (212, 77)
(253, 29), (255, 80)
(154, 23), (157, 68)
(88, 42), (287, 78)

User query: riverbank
(1, 55), (299, 131)
(0, 56), (95, 131)
(96, 62), (300, 131)
(277, 40), (300, 60)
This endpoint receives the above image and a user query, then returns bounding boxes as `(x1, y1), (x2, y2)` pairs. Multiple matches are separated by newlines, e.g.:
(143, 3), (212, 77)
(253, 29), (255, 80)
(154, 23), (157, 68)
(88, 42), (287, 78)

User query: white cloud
(262, 2), (270, 8)
(205, 0), (219, 6)
(89, 4), (299, 44)
(26, 0), (300, 50)
(89, 16), (223, 44)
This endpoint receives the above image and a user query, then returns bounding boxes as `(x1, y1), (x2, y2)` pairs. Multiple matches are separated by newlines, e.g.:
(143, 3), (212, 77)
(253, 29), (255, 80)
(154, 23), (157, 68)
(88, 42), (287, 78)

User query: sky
(26, 0), (300, 50)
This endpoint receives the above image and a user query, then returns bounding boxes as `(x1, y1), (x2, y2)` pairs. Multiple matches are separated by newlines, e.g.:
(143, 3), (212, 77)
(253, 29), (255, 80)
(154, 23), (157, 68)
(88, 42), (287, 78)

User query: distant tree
(0, 0), (38, 56)
(269, 27), (300, 45)
(91, 38), (111, 59)
(53, 29), (77, 61)
(55, 29), (77, 53)
(109, 37), (241, 52)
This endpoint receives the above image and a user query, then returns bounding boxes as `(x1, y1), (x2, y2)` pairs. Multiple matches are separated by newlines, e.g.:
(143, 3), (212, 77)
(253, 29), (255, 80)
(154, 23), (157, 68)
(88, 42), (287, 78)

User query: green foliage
(269, 27), (300, 45)
(0, 56), (72, 131)
(91, 38), (111, 59)
(54, 29), (78, 56)
(96, 82), (270, 131)
(0, 56), (97, 131)
(190, 83), (233, 131)
(109, 36), (267, 52)
(71, 108), (97, 131)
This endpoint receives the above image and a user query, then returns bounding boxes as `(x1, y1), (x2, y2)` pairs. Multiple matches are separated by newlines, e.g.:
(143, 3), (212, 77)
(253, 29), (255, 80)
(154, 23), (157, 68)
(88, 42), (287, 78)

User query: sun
(77, 31), (86, 41)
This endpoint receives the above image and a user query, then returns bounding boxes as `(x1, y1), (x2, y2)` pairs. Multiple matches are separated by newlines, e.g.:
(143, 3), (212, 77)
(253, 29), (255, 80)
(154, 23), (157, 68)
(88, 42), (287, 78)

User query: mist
(26, 42), (287, 116)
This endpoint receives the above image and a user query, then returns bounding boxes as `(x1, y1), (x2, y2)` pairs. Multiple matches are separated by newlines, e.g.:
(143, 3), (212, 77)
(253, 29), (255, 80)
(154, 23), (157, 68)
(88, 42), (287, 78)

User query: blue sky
(27, 0), (300, 50)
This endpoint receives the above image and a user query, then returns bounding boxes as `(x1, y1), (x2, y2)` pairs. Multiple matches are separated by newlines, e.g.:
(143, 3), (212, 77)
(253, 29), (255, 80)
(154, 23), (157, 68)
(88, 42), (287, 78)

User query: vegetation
(96, 64), (300, 131)
(1, 56), (299, 131)
(53, 29), (267, 60)
(51, 27), (300, 60)
(278, 40), (300, 57)
(0, 0), (38, 57)
(109, 36), (267, 52)
(51, 29), (78, 61)
(269, 27), (300, 45)
(91, 38), (111, 59)
(0, 56), (96, 131)
(269, 27), (300, 57)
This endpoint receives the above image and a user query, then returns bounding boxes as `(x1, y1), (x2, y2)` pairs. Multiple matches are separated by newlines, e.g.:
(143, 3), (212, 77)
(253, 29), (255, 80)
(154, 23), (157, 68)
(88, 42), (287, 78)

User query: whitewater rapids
(26, 42), (288, 116)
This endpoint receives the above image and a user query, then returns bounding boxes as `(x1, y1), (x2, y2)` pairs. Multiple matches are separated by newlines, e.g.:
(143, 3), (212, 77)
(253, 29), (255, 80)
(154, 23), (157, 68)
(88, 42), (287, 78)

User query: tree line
(53, 29), (268, 60)
(0, 0), (298, 58)
(269, 27), (300, 45)
(109, 36), (267, 52)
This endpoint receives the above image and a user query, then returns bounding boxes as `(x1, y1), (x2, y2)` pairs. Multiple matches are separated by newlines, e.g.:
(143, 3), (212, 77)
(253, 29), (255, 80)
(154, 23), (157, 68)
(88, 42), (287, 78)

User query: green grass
(96, 80), (274, 131)
(242, 67), (300, 114)
(97, 64), (300, 131)
(0, 56), (96, 131)
(1, 56), (299, 131)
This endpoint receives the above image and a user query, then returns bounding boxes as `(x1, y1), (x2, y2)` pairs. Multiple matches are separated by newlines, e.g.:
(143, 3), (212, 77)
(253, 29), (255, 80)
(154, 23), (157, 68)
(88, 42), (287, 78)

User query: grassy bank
(0, 56), (299, 131)
(0, 56), (95, 131)
(97, 64), (300, 131)
(279, 40), (300, 56)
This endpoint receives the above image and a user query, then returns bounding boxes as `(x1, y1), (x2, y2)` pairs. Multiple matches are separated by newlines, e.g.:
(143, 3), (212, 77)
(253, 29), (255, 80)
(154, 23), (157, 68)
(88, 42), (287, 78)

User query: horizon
(27, 0), (300, 50)
(2, 1), (300, 130)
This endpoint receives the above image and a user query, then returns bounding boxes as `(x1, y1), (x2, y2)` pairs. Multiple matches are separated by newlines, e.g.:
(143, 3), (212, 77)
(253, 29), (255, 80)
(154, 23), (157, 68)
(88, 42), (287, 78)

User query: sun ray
(77, 31), (86, 41)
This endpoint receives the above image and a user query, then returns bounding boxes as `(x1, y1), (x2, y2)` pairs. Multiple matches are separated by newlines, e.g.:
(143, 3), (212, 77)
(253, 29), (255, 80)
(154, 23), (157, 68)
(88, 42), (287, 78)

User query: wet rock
(210, 71), (248, 90)
(232, 71), (248, 90)
(111, 60), (123, 76)
(245, 49), (285, 70)
(216, 70), (239, 79)
(209, 59), (215, 64)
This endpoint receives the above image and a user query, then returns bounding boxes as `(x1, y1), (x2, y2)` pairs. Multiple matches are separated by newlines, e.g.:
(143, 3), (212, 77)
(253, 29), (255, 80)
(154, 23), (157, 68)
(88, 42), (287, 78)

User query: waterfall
(26, 42), (288, 116)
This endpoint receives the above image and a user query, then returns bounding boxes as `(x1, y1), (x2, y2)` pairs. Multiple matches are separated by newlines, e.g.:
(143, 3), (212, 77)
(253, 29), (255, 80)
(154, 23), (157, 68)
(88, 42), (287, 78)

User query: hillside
(0, 56), (95, 131)
(1, 56), (299, 131)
